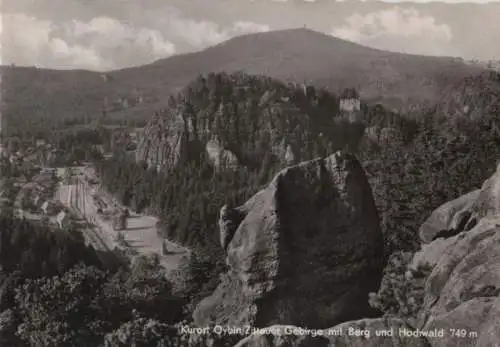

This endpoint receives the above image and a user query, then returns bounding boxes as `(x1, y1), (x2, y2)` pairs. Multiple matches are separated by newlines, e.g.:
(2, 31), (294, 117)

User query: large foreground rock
(416, 218), (500, 347)
(420, 164), (500, 243)
(193, 151), (384, 328)
(230, 159), (500, 347)
(418, 189), (480, 243)
(411, 167), (500, 346)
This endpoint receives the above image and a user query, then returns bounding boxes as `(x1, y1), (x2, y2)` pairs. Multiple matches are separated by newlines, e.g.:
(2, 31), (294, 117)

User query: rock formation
(418, 189), (480, 243)
(135, 111), (186, 171)
(411, 166), (500, 347)
(205, 139), (239, 171)
(193, 151), (384, 329)
(230, 156), (500, 347)
(135, 73), (371, 174)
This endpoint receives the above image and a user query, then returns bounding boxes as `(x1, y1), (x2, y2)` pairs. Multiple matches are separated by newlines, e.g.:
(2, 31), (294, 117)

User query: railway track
(68, 177), (111, 252)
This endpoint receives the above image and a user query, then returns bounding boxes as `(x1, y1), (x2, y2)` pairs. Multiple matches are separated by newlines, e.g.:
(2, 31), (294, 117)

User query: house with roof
(339, 88), (361, 111)
(339, 88), (363, 122)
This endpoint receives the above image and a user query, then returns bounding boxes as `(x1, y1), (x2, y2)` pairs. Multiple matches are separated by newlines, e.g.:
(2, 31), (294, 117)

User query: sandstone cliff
(193, 151), (385, 329)
(233, 161), (500, 347)
(411, 165), (500, 347)
(135, 73), (366, 173)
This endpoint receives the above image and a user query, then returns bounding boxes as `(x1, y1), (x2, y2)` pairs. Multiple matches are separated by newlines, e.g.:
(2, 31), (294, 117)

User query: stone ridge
(194, 151), (384, 329)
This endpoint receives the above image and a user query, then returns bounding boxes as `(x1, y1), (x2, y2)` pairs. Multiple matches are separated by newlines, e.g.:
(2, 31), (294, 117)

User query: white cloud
(164, 9), (270, 48)
(0, 13), (175, 70)
(0, 8), (270, 70)
(60, 16), (177, 69)
(232, 21), (270, 34)
(331, 7), (453, 55)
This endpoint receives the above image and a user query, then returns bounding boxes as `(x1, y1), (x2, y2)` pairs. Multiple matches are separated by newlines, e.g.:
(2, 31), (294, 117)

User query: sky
(1, 0), (499, 71)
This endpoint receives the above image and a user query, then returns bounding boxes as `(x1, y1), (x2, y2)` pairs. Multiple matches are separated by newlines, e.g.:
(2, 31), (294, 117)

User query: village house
(339, 88), (363, 122)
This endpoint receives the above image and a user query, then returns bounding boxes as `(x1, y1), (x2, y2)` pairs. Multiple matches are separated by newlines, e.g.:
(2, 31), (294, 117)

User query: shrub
(368, 251), (433, 320)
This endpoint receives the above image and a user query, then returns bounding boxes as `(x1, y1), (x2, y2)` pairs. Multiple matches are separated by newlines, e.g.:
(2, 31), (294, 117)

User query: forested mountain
(2, 64), (500, 344)
(2, 28), (497, 139)
(135, 72), (375, 172)
(92, 70), (500, 323)
(3, 27), (500, 343)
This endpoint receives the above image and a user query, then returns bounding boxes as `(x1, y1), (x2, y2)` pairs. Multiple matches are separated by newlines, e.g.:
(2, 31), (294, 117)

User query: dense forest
(134, 72), (375, 171)
(0, 212), (244, 346)
(3, 70), (500, 345)
(2, 111), (147, 142)
(94, 72), (500, 310)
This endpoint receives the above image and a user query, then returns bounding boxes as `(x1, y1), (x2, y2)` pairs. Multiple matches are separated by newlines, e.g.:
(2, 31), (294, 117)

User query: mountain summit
(0, 28), (492, 132)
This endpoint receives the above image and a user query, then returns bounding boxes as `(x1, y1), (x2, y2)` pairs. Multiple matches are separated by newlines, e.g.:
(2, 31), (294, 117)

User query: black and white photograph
(0, 0), (499, 346)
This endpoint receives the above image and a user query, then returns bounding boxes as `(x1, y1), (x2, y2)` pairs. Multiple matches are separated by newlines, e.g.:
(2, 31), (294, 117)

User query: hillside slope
(135, 72), (370, 172)
(1, 28), (494, 135)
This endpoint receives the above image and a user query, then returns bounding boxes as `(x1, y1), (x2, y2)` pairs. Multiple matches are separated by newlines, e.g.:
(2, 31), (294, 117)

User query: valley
(0, 21), (499, 347)
(53, 166), (190, 273)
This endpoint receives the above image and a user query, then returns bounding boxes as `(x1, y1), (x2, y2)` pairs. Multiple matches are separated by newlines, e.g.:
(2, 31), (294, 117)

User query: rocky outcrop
(235, 319), (431, 347)
(135, 73), (373, 174)
(418, 163), (500, 243)
(418, 189), (480, 243)
(411, 167), (500, 347)
(230, 159), (500, 347)
(135, 112), (186, 171)
(206, 139), (239, 171)
(193, 151), (384, 328)
(415, 218), (500, 347)
(271, 139), (298, 166)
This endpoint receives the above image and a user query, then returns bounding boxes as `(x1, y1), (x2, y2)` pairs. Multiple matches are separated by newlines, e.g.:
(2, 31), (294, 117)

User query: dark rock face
(193, 151), (384, 329)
